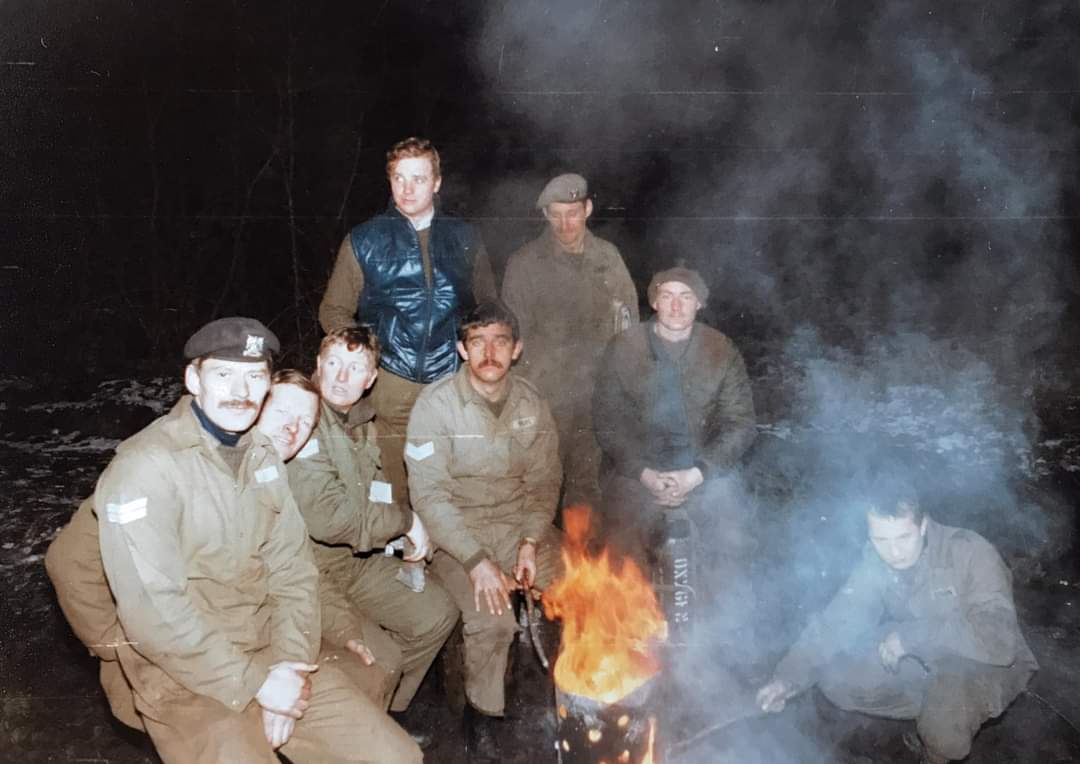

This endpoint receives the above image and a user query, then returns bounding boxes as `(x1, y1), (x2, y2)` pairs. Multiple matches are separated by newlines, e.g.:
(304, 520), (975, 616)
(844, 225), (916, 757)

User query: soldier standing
(501, 173), (638, 507)
(319, 137), (497, 505)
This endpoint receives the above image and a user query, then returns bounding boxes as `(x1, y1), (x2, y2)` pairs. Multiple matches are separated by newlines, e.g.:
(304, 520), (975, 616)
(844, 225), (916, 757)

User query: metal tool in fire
(523, 588), (551, 670)
(652, 510), (696, 644)
(517, 565), (551, 670)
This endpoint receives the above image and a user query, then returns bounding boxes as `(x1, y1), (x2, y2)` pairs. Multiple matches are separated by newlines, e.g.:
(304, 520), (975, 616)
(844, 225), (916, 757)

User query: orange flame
(543, 506), (668, 704)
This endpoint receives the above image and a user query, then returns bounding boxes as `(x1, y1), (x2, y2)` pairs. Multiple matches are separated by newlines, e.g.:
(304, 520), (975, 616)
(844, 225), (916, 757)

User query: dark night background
(3, 1), (1080, 762)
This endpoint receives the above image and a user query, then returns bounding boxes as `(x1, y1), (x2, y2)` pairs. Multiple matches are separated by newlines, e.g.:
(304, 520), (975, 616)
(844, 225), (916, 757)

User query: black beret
(183, 317), (280, 362)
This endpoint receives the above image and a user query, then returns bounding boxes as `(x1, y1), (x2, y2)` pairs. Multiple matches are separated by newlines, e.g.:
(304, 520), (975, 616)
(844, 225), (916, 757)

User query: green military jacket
(501, 228), (638, 407)
(593, 320), (756, 480)
(406, 367), (562, 573)
(286, 399), (413, 564)
(45, 497), (144, 730)
(95, 397), (319, 713)
(774, 519), (1038, 715)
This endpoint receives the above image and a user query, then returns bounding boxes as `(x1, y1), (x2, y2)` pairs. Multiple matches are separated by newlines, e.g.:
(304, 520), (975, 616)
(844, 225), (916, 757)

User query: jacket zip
(413, 215), (435, 382)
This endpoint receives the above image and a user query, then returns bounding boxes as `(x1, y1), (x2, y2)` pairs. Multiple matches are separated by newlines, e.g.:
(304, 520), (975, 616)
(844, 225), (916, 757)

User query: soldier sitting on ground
(49, 318), (421, 763)
(756, 478), (1038, 764)
(46, 369), (405, 721)
(592, 266), (757, 645)
(286, 325), (459, 747)
(406, 301), (564, 763)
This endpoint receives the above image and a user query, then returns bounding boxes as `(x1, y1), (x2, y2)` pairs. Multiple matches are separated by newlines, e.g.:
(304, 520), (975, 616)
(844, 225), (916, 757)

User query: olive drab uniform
(94, 397), (420, 764)
(286, 397), (459, 713)
(501, 228), (637, 507)
(406, 367), (564, 715)
(771, 519), (1038, 762)
(45, 498), (144, 731)
(47, 507), (398, 718)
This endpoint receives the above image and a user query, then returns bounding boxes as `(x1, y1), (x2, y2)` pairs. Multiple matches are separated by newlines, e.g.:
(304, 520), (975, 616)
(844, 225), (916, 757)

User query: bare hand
(469, 558), (514, 615)
(262, 708), (296, 749)
(255, 661), (318, 718)
(878, 631), (906, 673)
(657, 467), (704, 501)
(640, 467), (676, 501)
(345, 639), (375, 666)
(757, 679), (796, 713)
(513, 542), (537, 590)
(403, 512), (431, 561)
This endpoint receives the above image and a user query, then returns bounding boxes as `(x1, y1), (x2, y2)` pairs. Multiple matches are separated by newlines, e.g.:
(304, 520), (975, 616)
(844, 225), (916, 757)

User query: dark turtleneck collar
(191, 401), (243, 447)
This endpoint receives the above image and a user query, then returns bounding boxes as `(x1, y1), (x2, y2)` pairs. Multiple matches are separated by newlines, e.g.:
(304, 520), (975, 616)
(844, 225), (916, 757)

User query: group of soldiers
(45, 136), (1037, 764)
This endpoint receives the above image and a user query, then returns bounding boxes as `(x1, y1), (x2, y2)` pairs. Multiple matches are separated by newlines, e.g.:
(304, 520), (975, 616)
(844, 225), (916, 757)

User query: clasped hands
(640, 466), (703, 507)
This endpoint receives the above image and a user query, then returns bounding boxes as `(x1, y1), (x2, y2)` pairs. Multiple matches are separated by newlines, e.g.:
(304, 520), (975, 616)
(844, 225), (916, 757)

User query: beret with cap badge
(536, 173), (589, 210)
(183, 317), (280, 362)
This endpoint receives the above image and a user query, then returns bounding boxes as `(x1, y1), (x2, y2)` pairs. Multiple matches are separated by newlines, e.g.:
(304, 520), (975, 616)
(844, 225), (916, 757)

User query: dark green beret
(183, 317), (280, 362)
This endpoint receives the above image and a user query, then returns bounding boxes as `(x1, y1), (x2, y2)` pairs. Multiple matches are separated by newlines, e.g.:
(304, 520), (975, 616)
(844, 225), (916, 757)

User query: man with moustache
(501, 173), (638, 507)
(406, 301), (563, 762)
(757, 481), (1038, 764)
(46, 368), (411, 746)
(319, 136), (497, 505)
(592, 267), (757, 634)
(287, 325), (458, 731)
(87, 317), (421, 763)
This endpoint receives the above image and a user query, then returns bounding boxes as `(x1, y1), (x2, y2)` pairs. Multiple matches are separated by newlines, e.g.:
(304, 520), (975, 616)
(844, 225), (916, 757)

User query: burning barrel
(544, 506), (667, 764)
(555, 677), (657, 764)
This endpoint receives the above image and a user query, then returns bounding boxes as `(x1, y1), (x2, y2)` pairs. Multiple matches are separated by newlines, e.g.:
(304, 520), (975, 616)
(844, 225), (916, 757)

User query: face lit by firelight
(256, 383), (319, 461)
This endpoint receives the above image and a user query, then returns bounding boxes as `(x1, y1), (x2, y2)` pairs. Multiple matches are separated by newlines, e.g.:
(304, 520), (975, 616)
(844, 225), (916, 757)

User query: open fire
(543, 506), (669, 763)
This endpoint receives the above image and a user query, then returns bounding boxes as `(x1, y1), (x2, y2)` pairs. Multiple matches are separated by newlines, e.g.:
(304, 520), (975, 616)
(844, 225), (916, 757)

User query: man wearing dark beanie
(593, 268), (758, 649)
(90, 316), (421, 763)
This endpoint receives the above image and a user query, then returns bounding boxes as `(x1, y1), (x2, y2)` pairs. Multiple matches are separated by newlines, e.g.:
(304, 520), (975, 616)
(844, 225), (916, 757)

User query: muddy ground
(1, 366), (1079, 763)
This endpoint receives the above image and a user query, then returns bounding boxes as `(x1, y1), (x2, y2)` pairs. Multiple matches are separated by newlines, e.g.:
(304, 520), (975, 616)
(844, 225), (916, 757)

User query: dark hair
(386, 136), (441, 179)
(458, 301), (521, 343)
(864, 477), (923, 523)
(319, 325), (382, 366)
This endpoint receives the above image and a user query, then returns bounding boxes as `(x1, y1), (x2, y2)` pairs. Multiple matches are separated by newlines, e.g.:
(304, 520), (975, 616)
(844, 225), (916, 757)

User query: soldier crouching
(757, 478), (1038, 763)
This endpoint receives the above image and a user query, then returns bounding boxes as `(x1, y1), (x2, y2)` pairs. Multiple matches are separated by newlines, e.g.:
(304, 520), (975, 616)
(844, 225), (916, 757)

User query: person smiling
(84, 317), (420, 763)
(757, 478), (1038, 764)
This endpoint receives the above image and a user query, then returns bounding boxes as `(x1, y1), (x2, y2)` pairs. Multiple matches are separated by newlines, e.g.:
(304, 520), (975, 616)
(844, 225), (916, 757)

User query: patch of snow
(0, 434), (120, 454)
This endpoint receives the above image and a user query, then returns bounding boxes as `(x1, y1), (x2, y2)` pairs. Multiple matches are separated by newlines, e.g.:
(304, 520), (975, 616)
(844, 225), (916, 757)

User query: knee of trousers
(916, 674), (985, 760)
(463, 610), (518, 649)
(817, 675), (860, 712)
(401, 589), (460, 645)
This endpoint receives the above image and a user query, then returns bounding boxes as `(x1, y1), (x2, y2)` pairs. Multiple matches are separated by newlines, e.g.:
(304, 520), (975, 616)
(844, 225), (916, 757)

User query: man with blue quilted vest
(319, 137), (497, 505)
